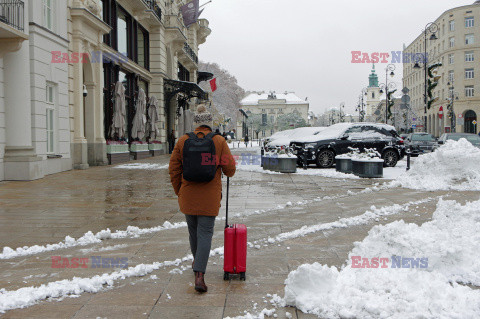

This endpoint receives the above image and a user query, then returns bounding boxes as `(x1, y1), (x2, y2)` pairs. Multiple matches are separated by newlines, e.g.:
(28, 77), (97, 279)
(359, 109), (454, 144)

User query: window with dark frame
(101, 1), (150, 70)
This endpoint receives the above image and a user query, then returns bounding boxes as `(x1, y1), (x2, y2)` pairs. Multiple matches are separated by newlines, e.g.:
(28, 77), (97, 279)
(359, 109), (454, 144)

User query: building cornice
(405, 3), (480, 51)
(29, 22), (69, 44)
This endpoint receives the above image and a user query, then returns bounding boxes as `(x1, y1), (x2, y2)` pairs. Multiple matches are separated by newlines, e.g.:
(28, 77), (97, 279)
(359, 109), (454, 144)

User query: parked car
(264, 127), (326, 151)
(437, 133), (480, 148)
(405, 133), (437, 156)
(290, 123), (405, 168)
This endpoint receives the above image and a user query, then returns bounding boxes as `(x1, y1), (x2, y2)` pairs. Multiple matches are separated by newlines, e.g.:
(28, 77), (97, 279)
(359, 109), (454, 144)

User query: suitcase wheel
(223, 272), (230, 281)
(240, 272), (246, 281)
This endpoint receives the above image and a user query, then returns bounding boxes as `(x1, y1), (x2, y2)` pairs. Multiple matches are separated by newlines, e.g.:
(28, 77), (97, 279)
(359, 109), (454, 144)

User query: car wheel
(316, 149), (335, 168)
(382, 150), (398, 167)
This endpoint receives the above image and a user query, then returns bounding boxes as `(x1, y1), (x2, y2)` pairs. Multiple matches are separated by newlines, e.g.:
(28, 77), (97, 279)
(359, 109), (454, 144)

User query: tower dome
(368, 64), (379, 88)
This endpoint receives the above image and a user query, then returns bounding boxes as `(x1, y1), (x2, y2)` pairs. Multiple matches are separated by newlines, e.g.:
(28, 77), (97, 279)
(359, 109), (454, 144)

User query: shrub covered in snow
(391, 138), (480, 191)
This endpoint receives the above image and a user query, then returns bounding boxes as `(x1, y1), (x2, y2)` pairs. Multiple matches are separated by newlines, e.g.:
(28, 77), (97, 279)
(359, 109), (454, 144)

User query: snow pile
(114, 163), (168, 170)
(284, 198), (480, 318)
(0, 259), (184, 313)
(0, 221), (187, 259)
(391, 138), (480, 191)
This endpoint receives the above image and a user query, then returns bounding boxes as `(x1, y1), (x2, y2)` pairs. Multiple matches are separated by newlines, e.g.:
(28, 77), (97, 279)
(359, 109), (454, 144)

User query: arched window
(464, 110), (477, 134)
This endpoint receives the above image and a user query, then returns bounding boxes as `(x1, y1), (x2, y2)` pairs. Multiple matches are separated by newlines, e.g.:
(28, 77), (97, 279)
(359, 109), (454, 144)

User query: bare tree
(198, 61), (246, 130)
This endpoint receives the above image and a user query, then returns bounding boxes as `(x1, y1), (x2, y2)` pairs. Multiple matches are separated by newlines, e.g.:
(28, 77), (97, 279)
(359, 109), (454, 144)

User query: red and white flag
(209, 78), (217, 92)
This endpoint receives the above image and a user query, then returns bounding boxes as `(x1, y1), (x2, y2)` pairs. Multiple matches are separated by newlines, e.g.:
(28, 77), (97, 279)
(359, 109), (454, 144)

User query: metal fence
(0, 0), (24, 32)
(184, 42), (198, 64)
(141, 0), (161, 22)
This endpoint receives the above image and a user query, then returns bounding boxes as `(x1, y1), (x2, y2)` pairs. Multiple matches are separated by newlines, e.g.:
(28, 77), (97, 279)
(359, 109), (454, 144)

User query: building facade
(0, 0), (70, 181)
(403, 1), (480, 136)
(68, 0), (211, 169)
(237, 91), (309, 138)
(0, 0), (211, 181)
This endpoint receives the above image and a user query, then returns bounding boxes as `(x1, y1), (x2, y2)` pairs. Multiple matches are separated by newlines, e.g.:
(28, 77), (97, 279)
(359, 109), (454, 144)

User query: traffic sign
(401, 95), (411, 103)
(412, 124), (417, 129)
(473, 120), (478, 125)
(439, 106), (444, 119)
(458, 114), (464, 118)
(413, 118), (417, 122)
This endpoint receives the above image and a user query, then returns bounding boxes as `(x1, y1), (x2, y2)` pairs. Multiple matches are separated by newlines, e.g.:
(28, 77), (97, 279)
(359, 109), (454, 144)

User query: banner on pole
(181, 0), (200, 27)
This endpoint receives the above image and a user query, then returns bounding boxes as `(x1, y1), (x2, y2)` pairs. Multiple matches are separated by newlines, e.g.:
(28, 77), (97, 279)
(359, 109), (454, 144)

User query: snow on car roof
(291, 123), (396, 143)
(267, 127), (326, 146)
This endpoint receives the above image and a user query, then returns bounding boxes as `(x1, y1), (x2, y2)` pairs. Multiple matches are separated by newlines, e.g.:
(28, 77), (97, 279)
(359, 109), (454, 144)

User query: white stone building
(0, 0), (212, 181)
(0, 0), (70, 181)
(68, 0), (211, 169)
(237, 91), (309, 138)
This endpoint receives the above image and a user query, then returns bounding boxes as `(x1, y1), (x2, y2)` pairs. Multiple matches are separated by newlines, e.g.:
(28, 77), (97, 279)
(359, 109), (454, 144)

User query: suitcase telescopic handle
(225, 176), (229, 228)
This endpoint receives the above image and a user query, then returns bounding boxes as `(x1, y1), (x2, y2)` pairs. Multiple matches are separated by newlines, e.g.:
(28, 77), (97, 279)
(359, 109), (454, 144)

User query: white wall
(0, 58), (4, 181)
(29, 0), (71, 175)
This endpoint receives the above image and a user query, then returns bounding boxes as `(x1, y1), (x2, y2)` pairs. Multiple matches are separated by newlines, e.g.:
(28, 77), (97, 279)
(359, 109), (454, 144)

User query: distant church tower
(366, 64), (381, 120)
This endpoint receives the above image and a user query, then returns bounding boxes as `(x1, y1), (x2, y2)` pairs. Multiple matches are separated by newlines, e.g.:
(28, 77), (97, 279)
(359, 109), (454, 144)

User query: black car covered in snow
(290, 123), (405, 168)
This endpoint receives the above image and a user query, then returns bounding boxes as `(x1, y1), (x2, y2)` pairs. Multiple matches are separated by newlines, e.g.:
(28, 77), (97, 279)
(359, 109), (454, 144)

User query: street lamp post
(379, 81), (397, 124)
(339, 103), (345, 123)
(356, 88), (368, 122)
(447, 81), (459, 133)
(384, 64), (396, 124)
(414, 22), (439, 132)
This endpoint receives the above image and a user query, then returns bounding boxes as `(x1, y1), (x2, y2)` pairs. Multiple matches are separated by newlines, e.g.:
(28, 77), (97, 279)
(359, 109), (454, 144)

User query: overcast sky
(199, 0), (475, 115)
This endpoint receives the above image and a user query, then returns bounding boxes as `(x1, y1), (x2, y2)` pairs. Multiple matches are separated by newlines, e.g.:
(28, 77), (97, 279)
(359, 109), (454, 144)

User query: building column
(88, 56), (107, 166)
(72, 38), (89, 169)
(3, 4), (44, 181)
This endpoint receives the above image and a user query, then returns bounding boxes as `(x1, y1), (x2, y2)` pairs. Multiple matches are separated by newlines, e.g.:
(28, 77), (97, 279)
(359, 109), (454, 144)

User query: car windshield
(411, 134), (435, 141)
(447, 135), (480, 142)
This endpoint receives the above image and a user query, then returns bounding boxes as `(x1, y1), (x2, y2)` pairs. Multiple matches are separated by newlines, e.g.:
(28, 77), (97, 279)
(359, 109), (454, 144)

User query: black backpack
(183, 132), (218, 182)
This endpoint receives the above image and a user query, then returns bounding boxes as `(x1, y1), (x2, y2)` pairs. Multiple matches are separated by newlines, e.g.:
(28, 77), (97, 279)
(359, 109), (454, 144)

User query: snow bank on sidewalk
(114, 163), (168, 170)
(390, 139), (480, 191)
(284, 198), (480, 318)
(0, 221), (186, 260)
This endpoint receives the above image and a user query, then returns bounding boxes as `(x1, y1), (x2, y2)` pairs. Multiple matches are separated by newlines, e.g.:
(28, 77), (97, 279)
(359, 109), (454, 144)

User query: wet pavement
(0, 151), (478, 318)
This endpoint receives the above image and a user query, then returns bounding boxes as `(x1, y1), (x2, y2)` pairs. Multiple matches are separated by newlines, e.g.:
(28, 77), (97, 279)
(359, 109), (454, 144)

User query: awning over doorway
(164, 79), (208, 104)
(197, 71), (214, 84)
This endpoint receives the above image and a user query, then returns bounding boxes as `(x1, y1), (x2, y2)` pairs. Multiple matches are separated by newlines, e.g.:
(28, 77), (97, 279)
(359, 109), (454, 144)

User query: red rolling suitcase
(223, 177), (247, 281)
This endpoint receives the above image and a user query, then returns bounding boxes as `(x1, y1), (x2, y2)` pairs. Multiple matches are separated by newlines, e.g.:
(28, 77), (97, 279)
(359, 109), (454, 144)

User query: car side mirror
(438, 140), (444, 145)
(340, 134), (349, 140)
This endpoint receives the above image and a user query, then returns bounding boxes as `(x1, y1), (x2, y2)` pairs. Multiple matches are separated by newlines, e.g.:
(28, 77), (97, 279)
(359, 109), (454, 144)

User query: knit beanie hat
(193, 104), (213, 129)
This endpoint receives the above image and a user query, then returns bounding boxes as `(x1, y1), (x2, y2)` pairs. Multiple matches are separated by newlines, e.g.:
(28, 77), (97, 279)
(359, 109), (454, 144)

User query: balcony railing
(184, 42), (198, 64)
(0, 0), (24, 32)
(142, 0), (161, 22)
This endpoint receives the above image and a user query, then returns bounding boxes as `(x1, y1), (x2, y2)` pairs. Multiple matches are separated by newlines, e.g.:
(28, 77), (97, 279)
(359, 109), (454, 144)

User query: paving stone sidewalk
(0, 154), (477, 318)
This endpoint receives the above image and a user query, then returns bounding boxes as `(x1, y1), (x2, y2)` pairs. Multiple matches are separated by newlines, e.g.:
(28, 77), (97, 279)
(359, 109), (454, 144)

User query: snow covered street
(0, 143), (479, 318)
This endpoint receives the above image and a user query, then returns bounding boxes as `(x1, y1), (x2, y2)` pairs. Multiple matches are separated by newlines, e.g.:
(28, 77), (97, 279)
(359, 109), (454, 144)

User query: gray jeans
(185, 215), (216, 274)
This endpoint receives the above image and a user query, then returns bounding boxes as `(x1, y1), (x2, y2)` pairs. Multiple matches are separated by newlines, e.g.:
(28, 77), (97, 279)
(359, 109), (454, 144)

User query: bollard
(406, 152), (411, 171)
(302, 147), (308, 170)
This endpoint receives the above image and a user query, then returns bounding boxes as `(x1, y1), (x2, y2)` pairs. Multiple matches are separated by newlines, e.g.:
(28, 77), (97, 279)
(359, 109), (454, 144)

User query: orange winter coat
(168, 127), (236, 216)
